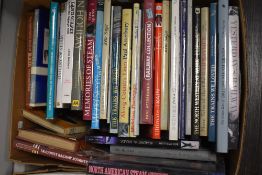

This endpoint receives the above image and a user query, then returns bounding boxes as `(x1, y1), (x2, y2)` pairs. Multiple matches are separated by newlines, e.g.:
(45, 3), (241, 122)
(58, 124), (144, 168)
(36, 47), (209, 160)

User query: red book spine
(141, 0), (155, 124)
(25, 13), (33, 109)
(83, 0), (97, 120)
(14, 139), (89, 166)
(152, 3), (162, 139)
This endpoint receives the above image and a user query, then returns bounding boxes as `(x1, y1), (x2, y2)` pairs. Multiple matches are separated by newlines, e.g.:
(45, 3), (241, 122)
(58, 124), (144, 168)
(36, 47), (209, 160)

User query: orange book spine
(152, 3), (162, 139)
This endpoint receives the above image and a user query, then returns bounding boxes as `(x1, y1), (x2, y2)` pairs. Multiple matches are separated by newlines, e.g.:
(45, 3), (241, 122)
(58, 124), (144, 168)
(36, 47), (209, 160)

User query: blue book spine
(46, 2), (59, 119)
(91, 0), (104, 129)
(179, 0), (187, 139)
(217, 0), (229, 153)
(208, 3), (217, 142)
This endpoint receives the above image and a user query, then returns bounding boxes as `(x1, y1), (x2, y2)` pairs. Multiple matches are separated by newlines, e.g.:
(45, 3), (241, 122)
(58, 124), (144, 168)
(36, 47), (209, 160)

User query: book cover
(169, 0), (180, 140)
(62, 0), (76, 104)
(161, 0), (170, 131)
(110, 6), (122, 134)
(228, 6), (240, 150)
(217, 0), (229, 153)
(100, 0), (112, 120)
(83, 0), (97, 120)
(46, 1), (59, 119)
(118, 9), (132, 137)
(200, 7), (209, 136)
(152, 2), (162, 139)
(192, 7), (201, 138)
(71, 0), (86, 110)
(30, 8), (49, 107)
(91, 0), (104, 129)
(130, 3), (140, 137)
(140, 0), (154, 124)
(208, 2), (217, 142)
(185, 0), (192, 135)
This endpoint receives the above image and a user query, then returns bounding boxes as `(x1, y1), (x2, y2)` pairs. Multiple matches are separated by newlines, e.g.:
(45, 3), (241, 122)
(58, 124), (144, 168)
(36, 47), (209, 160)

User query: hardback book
(22, 109), (87, 135)
(140, 0), (154, 124)
(109, 6), (122, 134)
(161, 0), (170, 131)
(185, 0), (192, 135)
(62, 0), (76, 104)
(228, 6), (240, 150)
(56, 2), (67, 108)
(25, 12), (34, 109)
(30, 8), (49, 107)
(130, 3), (140, 137)
(46, 1), (59, 119)
(169, 0), (180, 140)
(192, 7), (201, 138)
(91, 0), (104, 129)
(152, 2), (163, 139)
(179, 0), (187, 140)
(200, 7), (209, 136)
(208, 2), (218, 142)
(118, 9), (132, 137)
(100, 0), (112, 120)
(71, 0), (86, 110)
(83, 0), (97, 120)
(217, 0), (229, 153)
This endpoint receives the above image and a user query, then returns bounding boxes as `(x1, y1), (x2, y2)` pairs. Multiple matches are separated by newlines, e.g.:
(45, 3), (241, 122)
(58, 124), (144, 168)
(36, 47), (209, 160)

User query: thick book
(152, 2), (162, 139)
(192, 7), (201, 138)
(200, 7), (209, 136)
(71, 0), (86, 110)
(109, 6), (122, 134)
(83, 0), (97, 120)
(100, 0), (112, 120)
(208, 2), (218, 142)
(30, 8), (49, 107)
(91, 0), (104, 129)
(228, 6), (240, 150)
(217, 0), (229, 153)
(161, 0), (170, 131)
(140, 0), (154, 124)
(46, 1), (59, 119)
(169, 0), (180, 140)
(118, 9), (132, 137)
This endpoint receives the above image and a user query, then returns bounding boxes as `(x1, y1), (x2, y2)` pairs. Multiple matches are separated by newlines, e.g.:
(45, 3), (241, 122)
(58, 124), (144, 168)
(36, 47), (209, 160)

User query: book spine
(192, 7), (201, 138)
(26, 13), (34, 109)
(152, 2), (162, 139)
(200, 7), (209, 136)
(140, 0), (154, 124)
(110, 6), (122, 134)
(118, 9), (132, 137)
(217, 0), (229, 153)
(185, 0), (192, 135)
(46, 2), (59, 119)
(169, 0), (179, 140)
(83, 0), (97, 120)
(228, 6), (239, 150)
(91, 0), (104, 129)
(14, 139), (89, 166)
(208, 3), (217, 142)
(161, 0), (170, 131)
(71, 0), (86, 110)
(100, 0), (112, 120)
(179, 0), (187, 140)
(130, 3), (140, 137)
(56, 3), (67, 108)
(62, 0), (76, 104)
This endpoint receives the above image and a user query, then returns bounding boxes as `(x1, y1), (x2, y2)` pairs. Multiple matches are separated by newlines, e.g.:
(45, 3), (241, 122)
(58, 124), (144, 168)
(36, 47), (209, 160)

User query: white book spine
(62, 0), (76, 104)
(169, 0), (180, 140)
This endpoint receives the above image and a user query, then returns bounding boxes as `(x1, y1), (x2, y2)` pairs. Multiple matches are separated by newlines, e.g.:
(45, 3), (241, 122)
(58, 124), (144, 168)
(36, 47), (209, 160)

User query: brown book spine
(140, 0), (155, 124)
(14, 139), (89, 166)
(26, 13), (34, 109)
